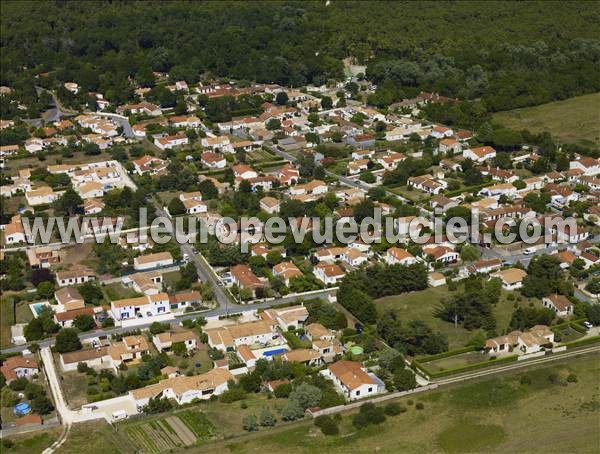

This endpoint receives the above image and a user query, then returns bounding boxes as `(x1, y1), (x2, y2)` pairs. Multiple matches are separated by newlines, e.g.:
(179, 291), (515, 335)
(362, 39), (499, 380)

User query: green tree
(55, 328), (82, 353)
(73, 314), (96, 331)
(320, 96), (333, 109)
(31, 395), (54, 415)
(393, 368), (417, 391)
(37, 281), (55, 299)
(168, 197), (186, 216)
(275, 92), (288, 105)
(53, 188), (83, 216)
(460, 244), (480, 262)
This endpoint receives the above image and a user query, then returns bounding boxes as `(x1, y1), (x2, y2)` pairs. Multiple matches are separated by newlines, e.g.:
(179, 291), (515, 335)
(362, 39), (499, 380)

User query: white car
(523, 247), (536, 255)
(583, 321), (593, 330)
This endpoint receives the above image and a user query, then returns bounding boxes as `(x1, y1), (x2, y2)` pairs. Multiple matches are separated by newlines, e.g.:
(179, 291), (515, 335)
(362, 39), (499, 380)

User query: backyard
(0, 298), (34, 347)
(493, 92), (600, 147)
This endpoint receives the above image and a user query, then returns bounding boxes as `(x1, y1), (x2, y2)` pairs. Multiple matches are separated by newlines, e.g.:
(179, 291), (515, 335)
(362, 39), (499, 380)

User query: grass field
(423, 350), (492, 373)
(0, 298), (34, 347)
(493, 93), (600, 147)
(208, 353), (600, 454)
(375, 286), (543, 349)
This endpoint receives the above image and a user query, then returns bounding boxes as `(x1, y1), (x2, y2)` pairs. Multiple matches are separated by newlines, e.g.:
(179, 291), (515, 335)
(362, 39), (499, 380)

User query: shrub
(240, 401), (248, 409)
(567, 373), (578, 383)
(219, 387), (247, 403)
(314, 415), (339, 435)
(274, 383), (292, 398)
(384, 402), (405, 416)
(281, 401), (304, 421)
(242, 414), (258, 432)
(352, 403), (386, 428)
(415, 402), (424, 410)
(259, 407), (276, 427)
(519, 375), (532, 385)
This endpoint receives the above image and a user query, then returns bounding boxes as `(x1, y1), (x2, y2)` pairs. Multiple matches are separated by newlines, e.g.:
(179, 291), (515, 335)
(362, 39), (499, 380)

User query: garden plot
(125, 411), (214, 452)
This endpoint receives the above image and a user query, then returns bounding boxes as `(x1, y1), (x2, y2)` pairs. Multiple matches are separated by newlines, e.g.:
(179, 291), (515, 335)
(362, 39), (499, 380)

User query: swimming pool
(262, 347), (288, 357)
(32, 303), (47, 315)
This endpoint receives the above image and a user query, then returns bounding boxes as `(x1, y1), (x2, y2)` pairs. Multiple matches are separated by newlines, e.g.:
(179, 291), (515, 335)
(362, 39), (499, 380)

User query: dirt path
(166, 416), (197, 446)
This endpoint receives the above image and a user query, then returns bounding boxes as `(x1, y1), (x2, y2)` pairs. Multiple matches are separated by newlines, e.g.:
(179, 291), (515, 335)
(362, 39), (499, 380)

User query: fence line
(308, 384), (438, 417)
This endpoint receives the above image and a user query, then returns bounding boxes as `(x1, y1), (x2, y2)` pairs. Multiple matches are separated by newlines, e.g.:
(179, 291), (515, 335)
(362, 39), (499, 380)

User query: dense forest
(1, 1), (599, 111)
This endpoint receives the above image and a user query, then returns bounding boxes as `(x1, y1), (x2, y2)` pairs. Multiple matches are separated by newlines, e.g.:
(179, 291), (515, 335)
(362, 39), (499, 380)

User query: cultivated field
(493, 93), (600, 147)
(125, 411), (214, 453)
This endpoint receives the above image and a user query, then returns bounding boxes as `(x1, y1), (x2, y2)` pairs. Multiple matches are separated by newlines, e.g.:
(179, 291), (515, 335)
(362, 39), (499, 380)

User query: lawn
(163, 270), (182, 288)
(375, 286), (471, 349)
(172, 346), (213, 375)
(493, 92), (600, 147)
(422, 350), (492, 373)
(0, 298), (34, 347)
(102, 282), (142, 301)
(61, 369), (91, 409)
(208, 353), (600, 454)
(375, 286), (544, 350)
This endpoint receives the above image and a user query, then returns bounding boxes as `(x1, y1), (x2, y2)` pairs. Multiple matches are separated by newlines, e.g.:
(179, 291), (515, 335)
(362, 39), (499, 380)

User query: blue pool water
(32, 303), (46, 315)
(14, 402), (31, 415)
(262, 348), (287, 357)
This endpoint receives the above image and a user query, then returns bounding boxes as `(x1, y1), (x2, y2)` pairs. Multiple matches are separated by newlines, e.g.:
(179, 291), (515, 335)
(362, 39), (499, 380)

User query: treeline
(1, 1), (598, 114)
(337, 263), (428, 323)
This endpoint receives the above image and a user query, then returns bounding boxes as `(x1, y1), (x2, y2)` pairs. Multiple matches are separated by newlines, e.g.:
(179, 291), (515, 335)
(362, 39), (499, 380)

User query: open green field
(424, 350), (493, 373)
(206, 353), (600, 454)
(493, 93), (600, 147)
(375, 286), (543, 349)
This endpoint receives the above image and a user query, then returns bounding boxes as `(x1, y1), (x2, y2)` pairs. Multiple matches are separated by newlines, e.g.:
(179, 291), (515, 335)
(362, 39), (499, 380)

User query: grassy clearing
(424, 350), (492, 373)
(0, 298), (34, 347)
(375, 286), (544, 349)
(207, 353), (600, 454)
(493, 92), (600, 147)
(3, 428), (61, 454)
(61, 369), (91, 409)
(102, 282), (142, 300)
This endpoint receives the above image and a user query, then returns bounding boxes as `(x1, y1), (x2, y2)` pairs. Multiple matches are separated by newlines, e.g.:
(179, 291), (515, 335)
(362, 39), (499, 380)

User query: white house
(205, 320), (276, 351)
(130, 368), (233, 409)
(313, 263), (345, 285)
(110, 293), (170, 321)
(201, 152), (226, 169)
(321, 360), (384, 401)
(385, 247), (417, 266)
(463, 146), (496, 163)
(490, 268), (527, 290)
(542, 294), (574, 318)
(153, 330), (198, 353)
(133, 252), (174, 271)
(154, 134), (189, 150)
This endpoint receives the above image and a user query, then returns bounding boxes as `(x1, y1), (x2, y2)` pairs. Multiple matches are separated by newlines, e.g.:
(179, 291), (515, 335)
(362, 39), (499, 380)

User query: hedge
(563, 335), (600, 349)
(569, 321), (588, 334)
(444, 182), (491, 198)
(414, 346), (476, 364)
(418, 354), (519, 379)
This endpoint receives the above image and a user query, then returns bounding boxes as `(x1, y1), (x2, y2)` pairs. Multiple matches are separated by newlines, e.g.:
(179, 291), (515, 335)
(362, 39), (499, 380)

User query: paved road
(40, 347), (73, 454)
(0, 287), (336, 355)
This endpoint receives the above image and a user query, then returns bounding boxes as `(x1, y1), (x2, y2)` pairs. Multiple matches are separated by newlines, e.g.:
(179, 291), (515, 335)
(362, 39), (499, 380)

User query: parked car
(523, 247), (536, 255)
(583, 321), (593, 330)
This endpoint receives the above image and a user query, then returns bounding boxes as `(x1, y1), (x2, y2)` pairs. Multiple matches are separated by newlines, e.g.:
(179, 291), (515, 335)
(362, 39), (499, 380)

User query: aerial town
(0, 2), (599, 453)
